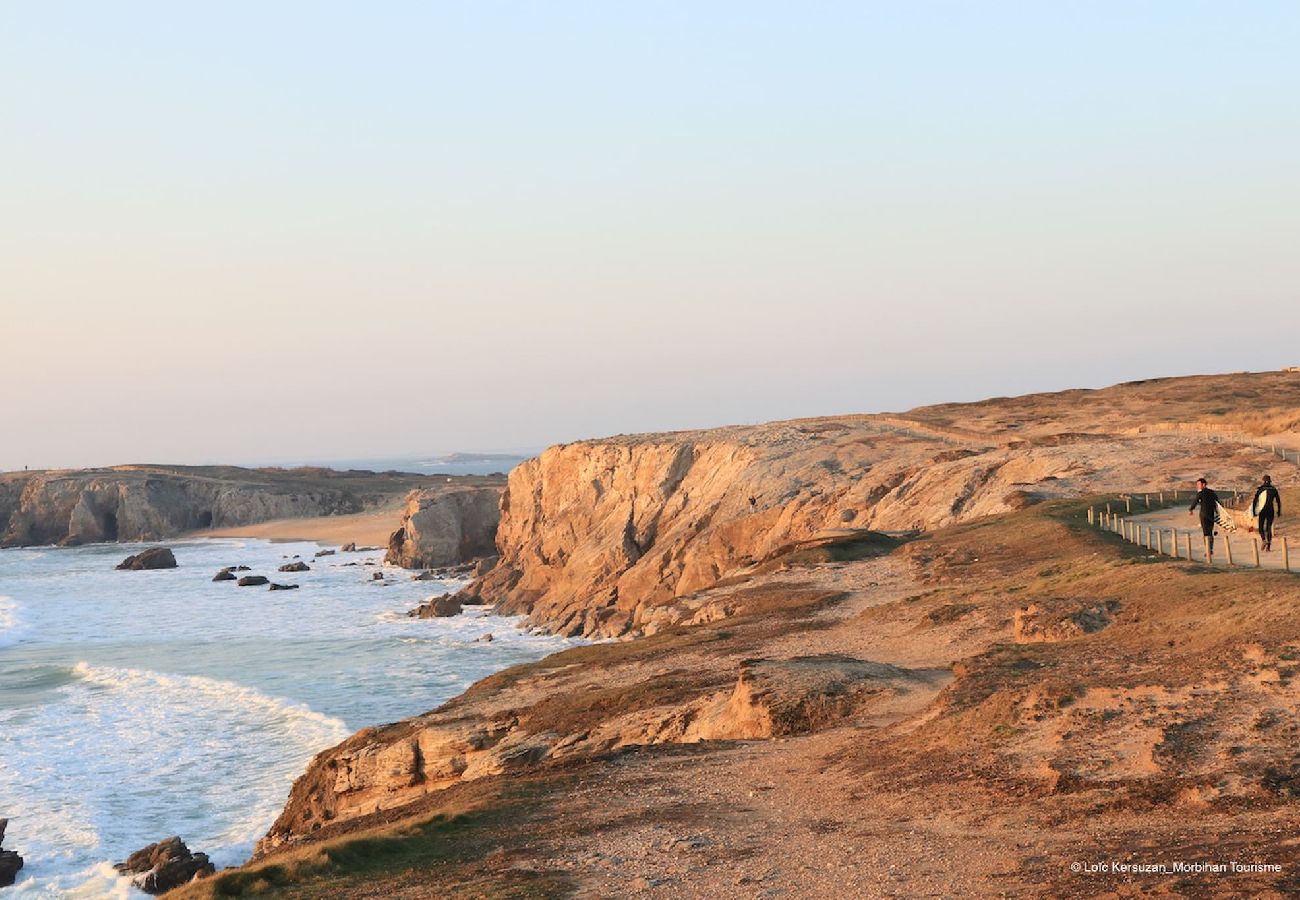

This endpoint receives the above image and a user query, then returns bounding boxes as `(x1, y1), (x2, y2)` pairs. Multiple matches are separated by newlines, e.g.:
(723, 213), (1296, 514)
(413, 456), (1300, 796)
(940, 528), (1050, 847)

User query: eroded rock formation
(114, 836), (214, 894)
(384, 486), (503, 569)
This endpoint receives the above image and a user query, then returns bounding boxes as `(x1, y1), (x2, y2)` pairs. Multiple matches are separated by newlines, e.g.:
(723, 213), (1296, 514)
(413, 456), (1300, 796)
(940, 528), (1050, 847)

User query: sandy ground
(194, 508), (401, 547)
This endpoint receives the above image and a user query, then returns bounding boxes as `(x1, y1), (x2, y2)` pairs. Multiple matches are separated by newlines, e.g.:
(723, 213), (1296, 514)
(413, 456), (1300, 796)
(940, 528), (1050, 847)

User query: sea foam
(0, 537), (579, 893)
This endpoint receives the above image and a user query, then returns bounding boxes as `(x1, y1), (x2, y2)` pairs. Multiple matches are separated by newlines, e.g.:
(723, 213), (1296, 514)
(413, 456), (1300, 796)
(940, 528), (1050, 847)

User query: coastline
(190, 509), (401, 547)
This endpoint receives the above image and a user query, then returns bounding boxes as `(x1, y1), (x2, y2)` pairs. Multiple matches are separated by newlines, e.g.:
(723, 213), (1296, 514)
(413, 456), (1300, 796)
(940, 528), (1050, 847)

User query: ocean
(0, 539), (576, 897)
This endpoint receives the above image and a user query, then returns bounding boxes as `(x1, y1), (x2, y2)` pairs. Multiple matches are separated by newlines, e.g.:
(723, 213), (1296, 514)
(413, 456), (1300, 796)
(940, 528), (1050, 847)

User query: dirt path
(1124, 506), (1295, 571)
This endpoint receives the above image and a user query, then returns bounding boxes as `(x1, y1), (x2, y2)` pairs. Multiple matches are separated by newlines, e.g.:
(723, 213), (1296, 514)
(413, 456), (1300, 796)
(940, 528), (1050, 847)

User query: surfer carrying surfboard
(1188, 478), (1220, 557)
(1251, 474), (1283, 551)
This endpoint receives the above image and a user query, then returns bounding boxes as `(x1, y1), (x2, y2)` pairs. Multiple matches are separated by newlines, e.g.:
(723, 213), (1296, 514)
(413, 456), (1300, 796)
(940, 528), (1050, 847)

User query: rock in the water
(116, 547), (177, 570)
(411, 570), (438, 581)
(314, 549), (335, 557)
(237, 575), (270, 587)
(268, 583), (300, 591)
(372, 572), (384, 581)
(231, 565), (251, 571)
(212, 569), (237, 582)
(473, 555), (499, 577)
(407, 593), (463, 618)
(0, 818), (23, 888)
(279, 561), (310, 572)
(114, 836), (214, 895)
(340, 542), (357, 552)
(477, 632), (494, 642)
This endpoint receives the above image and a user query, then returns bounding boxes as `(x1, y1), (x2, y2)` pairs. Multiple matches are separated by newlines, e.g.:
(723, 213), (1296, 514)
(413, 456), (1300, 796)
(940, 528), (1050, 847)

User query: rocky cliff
(383, 486), (503, 568)
(0, 465), (468, 548)
(247, 371), (1300, 864)
(466, 414), (1290, 637)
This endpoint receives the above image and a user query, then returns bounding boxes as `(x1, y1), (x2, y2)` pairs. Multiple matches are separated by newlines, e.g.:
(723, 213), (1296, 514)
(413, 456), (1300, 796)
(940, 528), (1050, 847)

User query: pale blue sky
(2, 2), (1298, 469)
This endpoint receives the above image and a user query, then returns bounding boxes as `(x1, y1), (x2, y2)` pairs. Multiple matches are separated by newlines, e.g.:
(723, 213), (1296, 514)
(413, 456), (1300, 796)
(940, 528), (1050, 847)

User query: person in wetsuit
(1252, 474), (1282, 551)
(1188, 477), (1220, 557)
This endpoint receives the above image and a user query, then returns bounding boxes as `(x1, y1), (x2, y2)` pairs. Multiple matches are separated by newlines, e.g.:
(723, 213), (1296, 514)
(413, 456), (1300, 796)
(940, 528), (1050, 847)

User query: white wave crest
(71, 662), (350, 741)
(7, 861), (133, 898)
(0, 595), (26, 647)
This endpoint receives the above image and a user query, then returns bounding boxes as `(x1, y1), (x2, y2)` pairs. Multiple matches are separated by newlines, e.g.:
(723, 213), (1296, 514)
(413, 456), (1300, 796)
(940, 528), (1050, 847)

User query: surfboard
(1252, 490), (1274, 517)
(1214, 502), (1237, 532)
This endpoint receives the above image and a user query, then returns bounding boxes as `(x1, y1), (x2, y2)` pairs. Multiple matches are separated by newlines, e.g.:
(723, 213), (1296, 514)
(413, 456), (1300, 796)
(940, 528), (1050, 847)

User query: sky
(2, 2), (1298, 471)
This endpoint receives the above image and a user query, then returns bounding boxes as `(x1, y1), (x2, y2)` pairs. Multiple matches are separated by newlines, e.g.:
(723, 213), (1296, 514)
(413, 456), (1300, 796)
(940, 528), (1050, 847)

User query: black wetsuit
(1189, 488), (1220, 537)
(1252, 484), (1282, 547)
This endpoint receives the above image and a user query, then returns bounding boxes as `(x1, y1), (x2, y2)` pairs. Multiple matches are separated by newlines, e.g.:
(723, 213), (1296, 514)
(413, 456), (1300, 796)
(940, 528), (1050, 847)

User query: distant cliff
(384, 485), (504, 568)
(0, 465), (492, 548)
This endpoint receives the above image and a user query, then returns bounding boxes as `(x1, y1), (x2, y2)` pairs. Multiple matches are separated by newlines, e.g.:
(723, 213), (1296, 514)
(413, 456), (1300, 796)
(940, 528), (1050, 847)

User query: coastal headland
(47, 372), (1300, 896)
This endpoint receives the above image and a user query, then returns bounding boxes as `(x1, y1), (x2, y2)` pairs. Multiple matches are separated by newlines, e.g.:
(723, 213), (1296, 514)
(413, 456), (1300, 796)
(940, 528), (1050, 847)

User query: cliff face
(0, 466), (455, 548)
(383, 486), (503, 568)
(467, 416), (1276, 638)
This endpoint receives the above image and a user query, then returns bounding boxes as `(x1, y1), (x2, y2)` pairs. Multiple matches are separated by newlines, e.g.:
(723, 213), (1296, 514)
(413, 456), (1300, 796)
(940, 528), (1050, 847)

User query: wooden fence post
(1169, 529), (1177, 558)
(1144, 494), (1150, 508)
(1125, 497), (1132, 513)
(1224, 537), (1233, 566)
(1284, 538), (1291, 572)
(1252, 538), (1261, 567)
(1088, 507), (1095, 525)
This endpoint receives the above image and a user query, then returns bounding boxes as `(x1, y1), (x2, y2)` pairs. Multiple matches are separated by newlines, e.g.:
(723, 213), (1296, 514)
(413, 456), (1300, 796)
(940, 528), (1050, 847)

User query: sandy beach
(194, 508), (402, 547)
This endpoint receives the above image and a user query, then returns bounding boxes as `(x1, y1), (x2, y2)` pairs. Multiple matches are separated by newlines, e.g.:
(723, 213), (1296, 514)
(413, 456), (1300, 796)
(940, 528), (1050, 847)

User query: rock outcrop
(115, 547), (177, 570)
(114, 836), (214, 894)
(407, 593), (463, 618)
(237, 575), (270, 587)
(0, 819), (22, 888)
(278, 561), (310, 572)
(257, 581), (942, 855)
(0, 465), (482, 549)
(384, 486), (503, 569)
